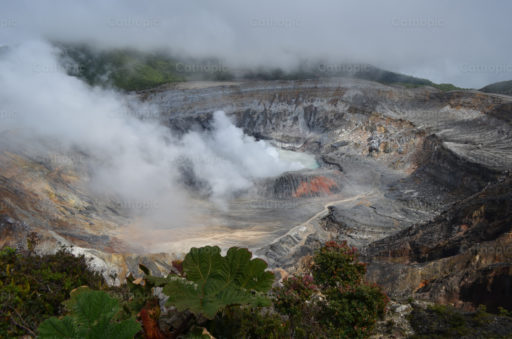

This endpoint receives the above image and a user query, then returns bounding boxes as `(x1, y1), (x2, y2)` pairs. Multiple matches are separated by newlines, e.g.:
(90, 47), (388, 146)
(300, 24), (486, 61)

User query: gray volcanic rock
(2, 78), (512, 290)
(142, 80), (512, 311)
(363, 175), (512, 312)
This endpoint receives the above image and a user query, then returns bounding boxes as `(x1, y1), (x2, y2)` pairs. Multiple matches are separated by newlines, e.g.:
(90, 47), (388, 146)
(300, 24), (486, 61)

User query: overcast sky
(1, 0), (511, 88)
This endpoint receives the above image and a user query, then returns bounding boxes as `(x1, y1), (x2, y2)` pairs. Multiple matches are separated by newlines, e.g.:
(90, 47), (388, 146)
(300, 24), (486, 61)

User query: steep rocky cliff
(364, 175), (512, 312)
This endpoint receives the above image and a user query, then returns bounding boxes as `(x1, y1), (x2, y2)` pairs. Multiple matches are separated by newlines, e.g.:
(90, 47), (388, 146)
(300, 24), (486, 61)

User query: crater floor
(1, 78), (511, 283)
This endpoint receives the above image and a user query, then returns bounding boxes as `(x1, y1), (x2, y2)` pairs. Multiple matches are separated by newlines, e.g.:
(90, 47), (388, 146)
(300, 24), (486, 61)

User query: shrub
(0, 245), (105, 337)
(274, 274), (319, 319)
(313, 241), (388, 338)
(271, 241), (389, 338)
(273, 274), (324, 337)
(318, 283), (389, 338)
(206, 306), (290, 339)
(59, 44), (185, 91)
(2, 240), (389, 338)
(407, 303), (512, 338)
(312, 240), (366, 288)
(498, 306), (512, 317)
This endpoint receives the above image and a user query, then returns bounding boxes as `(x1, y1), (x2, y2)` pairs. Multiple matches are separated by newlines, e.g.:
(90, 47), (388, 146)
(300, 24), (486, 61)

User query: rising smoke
(0, 40), (304, 227)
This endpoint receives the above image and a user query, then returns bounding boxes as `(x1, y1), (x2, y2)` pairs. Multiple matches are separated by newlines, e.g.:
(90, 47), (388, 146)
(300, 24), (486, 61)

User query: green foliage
(312, 241), (388, 337)
(498, 306), (512, 317)
(154, 246), (274, 319)
(111, 264), (158, 319)
(273, 275), (325, 337)
(205, 241), (389, 338)
(206, 306), (290, 339)
(391, 81), (462, 91)
(472, 304), (492, 326)
(1, 240), (391, 338)
(242, 67), (313, 81)
(0, 244), (106, 337)
(312, 240), (366, 288)
(58, 43), (464, 93)
(318, 283), (389, 338)
(480, 80), (512, 95)
(239, 63), (456, 92)
(409, 303), (512, 339)
(271, 241), (389, 338)
(38, 287), (141, 339)
(58, 44), (185, 91)
(430, 83), (461, 91)
(110, 53), (184, 91)
(274, 274), (318, 319)
(185, 326), (215, 338)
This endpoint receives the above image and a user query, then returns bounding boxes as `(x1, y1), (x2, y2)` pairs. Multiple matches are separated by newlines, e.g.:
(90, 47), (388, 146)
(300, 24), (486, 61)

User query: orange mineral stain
(293, 176), (338, 197)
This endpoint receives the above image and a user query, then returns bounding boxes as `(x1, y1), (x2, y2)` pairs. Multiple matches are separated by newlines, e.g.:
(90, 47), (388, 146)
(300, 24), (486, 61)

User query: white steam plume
(0, 40), (303, 226)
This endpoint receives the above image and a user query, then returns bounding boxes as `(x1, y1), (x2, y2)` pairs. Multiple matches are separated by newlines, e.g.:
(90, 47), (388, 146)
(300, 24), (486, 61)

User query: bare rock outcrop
(363, 175), (512, 312)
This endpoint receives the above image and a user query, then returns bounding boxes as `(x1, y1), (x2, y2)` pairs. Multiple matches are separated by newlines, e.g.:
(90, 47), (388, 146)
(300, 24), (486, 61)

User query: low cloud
(1, 0), (511, 87)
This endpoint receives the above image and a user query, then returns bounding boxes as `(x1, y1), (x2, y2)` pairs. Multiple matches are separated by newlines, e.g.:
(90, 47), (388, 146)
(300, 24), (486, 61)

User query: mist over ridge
(1, 0), (511, 88)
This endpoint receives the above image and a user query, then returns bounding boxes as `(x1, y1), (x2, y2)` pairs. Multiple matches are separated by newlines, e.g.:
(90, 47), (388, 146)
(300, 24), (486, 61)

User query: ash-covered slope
(364, 174), (512, 312)
(145, 79), (512, 172)
(2, 78), (512, 288)
(143, 79), (512, 265)
(0, 138), (177, 284)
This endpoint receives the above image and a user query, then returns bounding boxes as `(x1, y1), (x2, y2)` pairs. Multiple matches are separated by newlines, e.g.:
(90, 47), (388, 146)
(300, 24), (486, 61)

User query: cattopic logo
(107, 17), (160, 29)
(460, 241), (512, 257)
(250, 200), (300, 209)
(36, 153), (88, 166)
(460, 64), (512, 74)
(318, 63), (371, 74)
(250, 17), (301, 29)
(107, 110), (161, 121)
(32, 63), (86, 75)
(0, 18), (16, 29)
(0, 111), (17, 120)
(175, 62), (229, 74)
(392, 17), (444, 29)
(95, 194), (159, 210)
(115, 199), (159, 210)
